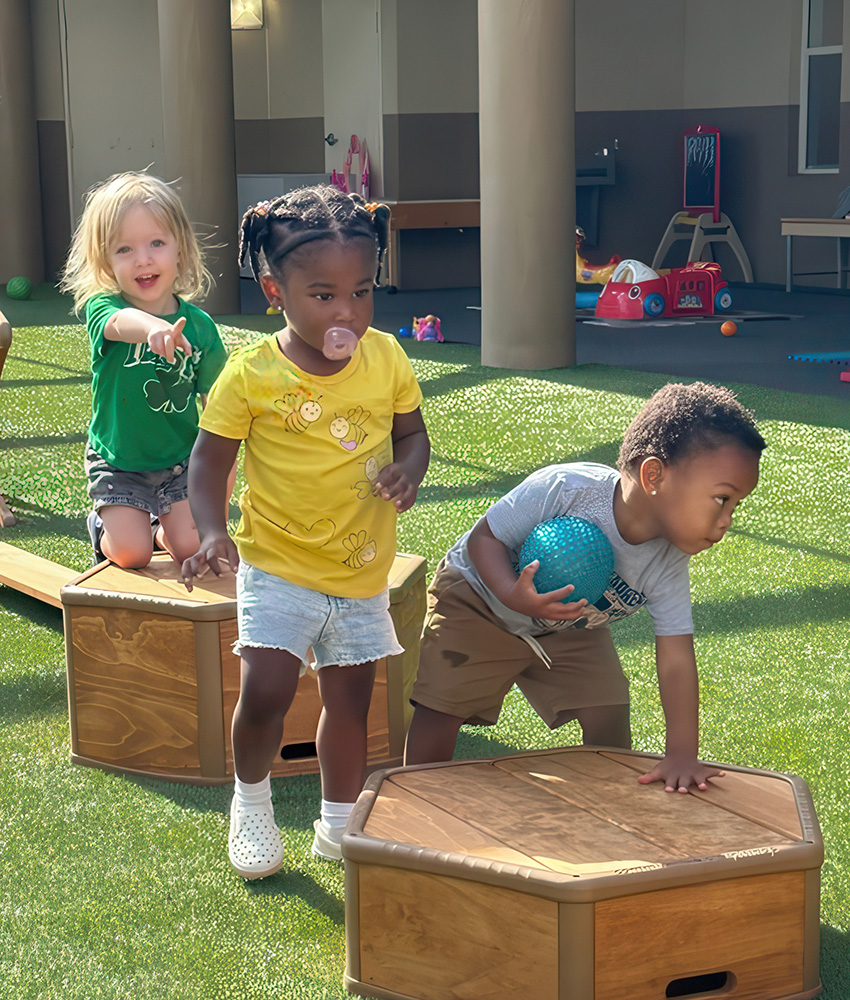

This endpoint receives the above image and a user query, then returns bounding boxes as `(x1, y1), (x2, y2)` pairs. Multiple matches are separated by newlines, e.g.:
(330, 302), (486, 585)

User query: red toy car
(594, 260), (732, 320)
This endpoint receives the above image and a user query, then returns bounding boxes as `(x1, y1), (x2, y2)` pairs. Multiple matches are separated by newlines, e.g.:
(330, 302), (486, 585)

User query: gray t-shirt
(445, 462), (693, 638)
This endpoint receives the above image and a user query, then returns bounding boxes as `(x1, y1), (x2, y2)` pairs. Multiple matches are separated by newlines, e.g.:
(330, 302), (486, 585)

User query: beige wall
(575, 0), (805, 112)
(393, 0), (478, 114)
(60, 0), (165, 214)
(575, 1), (686, 112)
(231, 0), (324, 120)
(31, 0), (64, 121)
(322, 0), (382, 185)
(682, 1), (801, 109)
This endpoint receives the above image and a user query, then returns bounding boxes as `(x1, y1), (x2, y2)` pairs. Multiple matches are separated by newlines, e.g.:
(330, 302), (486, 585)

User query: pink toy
(330, 135), (370, 198)
(595, 261), (731, 320)
(413, 314), (443, 342)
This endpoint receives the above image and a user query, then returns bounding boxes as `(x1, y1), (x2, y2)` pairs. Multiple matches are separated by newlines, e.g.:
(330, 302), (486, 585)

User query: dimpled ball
(720, 320), (737, 336)
(518, 516), (614, 606)
(6, 276), (32, 300)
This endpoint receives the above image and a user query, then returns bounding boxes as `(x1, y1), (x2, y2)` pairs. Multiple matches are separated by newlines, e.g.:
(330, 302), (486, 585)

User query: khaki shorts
(411, 562), (629, 728)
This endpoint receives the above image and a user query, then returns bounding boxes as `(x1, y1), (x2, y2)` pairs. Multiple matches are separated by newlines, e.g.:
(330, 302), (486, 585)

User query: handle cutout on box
(666, 970), (736, 998)
(280, 741), (318, 761)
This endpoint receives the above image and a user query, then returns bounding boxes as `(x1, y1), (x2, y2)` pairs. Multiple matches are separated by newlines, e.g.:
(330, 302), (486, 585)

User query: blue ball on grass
(517, 516), (614, 606)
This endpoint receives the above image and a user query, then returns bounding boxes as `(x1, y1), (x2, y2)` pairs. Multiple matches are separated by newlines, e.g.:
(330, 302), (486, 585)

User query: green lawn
(1, 326), (848, 998)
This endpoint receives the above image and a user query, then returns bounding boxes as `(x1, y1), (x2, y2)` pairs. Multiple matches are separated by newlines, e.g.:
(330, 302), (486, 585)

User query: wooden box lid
(344, 747), (822, 902)
(61, 551), (425, 622)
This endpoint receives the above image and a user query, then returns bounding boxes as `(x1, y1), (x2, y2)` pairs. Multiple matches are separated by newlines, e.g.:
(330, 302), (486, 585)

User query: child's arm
(466, 518), (590, 621)
(199, 394), (238, 508)
(637, 633), (725, 793)
(181, 429), (242, 590)
(373, 407), (430, 512)
(105, 308), (192, 363)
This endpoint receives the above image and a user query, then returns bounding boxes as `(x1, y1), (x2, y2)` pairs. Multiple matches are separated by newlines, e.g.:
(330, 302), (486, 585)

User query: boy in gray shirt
(406, 382), (765, 793)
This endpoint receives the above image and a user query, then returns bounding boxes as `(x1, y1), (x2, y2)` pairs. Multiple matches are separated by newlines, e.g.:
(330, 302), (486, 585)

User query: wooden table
(781, 217), (850, 291)
(382, 200), (480, 290)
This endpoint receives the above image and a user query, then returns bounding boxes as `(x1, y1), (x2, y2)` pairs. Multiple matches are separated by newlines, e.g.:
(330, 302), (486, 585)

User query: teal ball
(6, 276), (32, 300)
(518, 516), (614, 606)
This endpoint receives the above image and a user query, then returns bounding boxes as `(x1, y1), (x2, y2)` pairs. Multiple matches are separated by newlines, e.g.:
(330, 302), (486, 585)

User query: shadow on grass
(732, 526), (850, 566)
(1, 432), (88, 450)
(820, 923), (850, 999)
(2, 354), (89, 376)
(417, 440), (620, 506)
(1, 375), (91, 389)
(245, 868), (345, 924)
(412, 354), (850, 431)
(690, 582), (850, 637)
(0, 588), (64, 630)
(455, 726), (525, 761)
(0, 668), (67, 723)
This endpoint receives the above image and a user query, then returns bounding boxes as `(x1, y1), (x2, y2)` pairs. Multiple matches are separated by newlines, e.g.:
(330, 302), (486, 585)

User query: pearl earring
(650, 489), (657, 495)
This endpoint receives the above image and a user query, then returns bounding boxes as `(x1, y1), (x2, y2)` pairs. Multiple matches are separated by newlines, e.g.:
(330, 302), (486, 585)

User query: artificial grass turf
(1, 326), (849, 998)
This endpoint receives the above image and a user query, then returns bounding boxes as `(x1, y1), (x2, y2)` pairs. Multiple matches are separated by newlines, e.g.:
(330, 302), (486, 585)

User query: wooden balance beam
(0, 541), (77, 609)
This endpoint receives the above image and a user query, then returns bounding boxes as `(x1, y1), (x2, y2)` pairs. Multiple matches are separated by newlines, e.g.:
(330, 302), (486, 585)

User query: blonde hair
(60, 171), (213, 312)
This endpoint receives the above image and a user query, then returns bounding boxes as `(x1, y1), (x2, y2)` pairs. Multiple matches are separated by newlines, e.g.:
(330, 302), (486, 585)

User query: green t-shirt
(86, 293), (227, 471)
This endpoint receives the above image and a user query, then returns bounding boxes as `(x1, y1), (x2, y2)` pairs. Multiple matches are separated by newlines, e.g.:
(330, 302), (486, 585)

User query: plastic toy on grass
(517, 516), (614, 606)
(412, 315), (443, 342)
(575, 227), (621, 285)
(5, 276), (32, 300)
(595, 259), (732, 320)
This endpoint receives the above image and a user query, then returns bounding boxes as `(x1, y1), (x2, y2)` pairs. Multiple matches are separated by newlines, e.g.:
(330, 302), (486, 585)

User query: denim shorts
(235, 560), (405, 668)
(85, 445), (190, 517)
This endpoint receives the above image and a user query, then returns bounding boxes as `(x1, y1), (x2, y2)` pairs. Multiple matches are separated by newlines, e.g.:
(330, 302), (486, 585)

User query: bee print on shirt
(275, 391), (323, 433)
(351, 456), (380, 499)
(342, 530), (377, 568)
(329, 405), (370, 451)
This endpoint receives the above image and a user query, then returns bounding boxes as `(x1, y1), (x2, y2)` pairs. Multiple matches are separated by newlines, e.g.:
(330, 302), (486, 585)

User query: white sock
(234, 773), (272, 808)
(320, 798), (354, 832)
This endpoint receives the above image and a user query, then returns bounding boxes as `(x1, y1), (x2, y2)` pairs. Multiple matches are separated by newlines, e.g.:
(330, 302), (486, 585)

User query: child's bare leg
(229, 647), (300, 878)
(232, 647), (302, 782)
(573, 703), (631, 749)
(315, 661), (376, 801)
(157, 498), (200, 565)
(404, 704), (465, 765)
(99, 504), (155, 568)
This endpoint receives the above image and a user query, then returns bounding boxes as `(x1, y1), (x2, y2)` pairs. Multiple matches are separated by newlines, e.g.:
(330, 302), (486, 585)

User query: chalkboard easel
(652, 124), (753, 281)
(683, 125), (721, 223)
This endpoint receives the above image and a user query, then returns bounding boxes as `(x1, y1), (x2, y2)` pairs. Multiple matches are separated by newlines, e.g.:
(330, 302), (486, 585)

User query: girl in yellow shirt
(182, 186), (430, 878)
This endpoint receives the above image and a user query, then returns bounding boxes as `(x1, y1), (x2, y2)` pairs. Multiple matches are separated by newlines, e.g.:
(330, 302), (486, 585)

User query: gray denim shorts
(235, 560), (404, 667)
(84, 445), (190, 517)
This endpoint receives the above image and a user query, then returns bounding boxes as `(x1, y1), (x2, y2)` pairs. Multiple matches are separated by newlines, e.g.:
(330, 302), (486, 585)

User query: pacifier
(322, 326), (359, 360)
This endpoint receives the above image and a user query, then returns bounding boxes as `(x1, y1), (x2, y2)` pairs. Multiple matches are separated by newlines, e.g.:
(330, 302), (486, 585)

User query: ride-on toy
(594, 260), (732, 320)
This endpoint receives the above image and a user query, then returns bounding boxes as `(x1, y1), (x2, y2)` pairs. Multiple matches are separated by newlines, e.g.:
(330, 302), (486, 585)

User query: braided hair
(617, 381), (766, 473)
(238, 185), (391, 286)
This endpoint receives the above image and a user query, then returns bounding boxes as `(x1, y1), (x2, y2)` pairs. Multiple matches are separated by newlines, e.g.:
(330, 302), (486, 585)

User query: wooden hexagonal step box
(61, 552), (426, 783)
(343, 747), (822, 1000)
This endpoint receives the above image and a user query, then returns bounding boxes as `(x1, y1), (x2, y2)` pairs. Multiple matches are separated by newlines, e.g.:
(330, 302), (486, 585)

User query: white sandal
(228, 795), (283, 879)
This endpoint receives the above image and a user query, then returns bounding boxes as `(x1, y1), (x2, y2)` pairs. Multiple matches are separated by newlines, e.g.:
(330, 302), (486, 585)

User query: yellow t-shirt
(199, 328), (423, 598)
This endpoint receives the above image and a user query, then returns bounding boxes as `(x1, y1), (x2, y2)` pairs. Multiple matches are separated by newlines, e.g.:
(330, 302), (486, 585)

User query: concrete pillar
(478, 0), (575, 369)
(158, 0), (240, 315)
(0, 0), (44, 285)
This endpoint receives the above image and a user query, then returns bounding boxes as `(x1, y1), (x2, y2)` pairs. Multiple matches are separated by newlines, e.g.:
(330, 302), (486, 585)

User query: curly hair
(238, 185), (391, 285)
(617, 381), (766, 473)
(60, 171), (212, 313)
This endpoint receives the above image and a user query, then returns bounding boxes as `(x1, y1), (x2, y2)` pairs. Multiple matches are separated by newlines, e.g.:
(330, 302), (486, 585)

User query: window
(799, 0), (843, 172)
